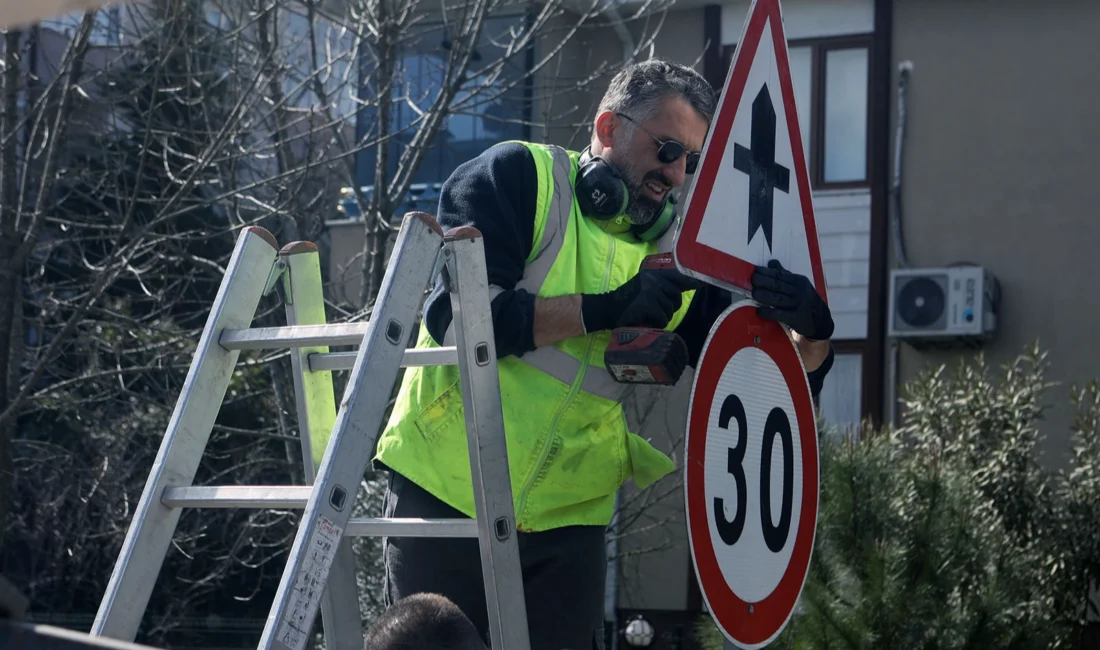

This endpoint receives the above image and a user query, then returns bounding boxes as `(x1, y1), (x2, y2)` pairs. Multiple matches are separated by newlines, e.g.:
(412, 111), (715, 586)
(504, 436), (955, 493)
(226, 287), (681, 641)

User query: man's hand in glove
(750, 259), (834, 341)
(581, 268), (703, 333)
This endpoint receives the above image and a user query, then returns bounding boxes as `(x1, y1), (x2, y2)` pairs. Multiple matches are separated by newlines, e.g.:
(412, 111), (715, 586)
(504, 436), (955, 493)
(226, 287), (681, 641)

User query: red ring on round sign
(685, 302), (819, 648)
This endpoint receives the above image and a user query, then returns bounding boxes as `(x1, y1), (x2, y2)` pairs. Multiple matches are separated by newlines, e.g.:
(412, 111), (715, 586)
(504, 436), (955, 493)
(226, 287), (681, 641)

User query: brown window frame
(721, 34), (873, 190)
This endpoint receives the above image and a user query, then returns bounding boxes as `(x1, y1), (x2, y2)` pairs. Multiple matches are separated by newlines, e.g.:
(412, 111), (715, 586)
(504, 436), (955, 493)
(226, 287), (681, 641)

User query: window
(204, 5), (359, 120)
(816, 352), (863, 438)
(41, 7), (122, 45)
(822, 47), (869, 183)
(278, 8), (358, 119)
(723, 35), (871, 189)
(356, 14), (533, 191)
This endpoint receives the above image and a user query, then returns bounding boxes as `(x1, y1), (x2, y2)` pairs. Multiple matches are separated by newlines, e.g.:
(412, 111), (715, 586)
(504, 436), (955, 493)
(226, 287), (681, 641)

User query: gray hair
(596, 59), (717, 140)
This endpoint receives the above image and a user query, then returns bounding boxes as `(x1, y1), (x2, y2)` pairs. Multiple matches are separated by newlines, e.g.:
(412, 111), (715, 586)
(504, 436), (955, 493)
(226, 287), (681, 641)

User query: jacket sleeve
(672, 283), (836, 398)
(422, 142), (541, 359)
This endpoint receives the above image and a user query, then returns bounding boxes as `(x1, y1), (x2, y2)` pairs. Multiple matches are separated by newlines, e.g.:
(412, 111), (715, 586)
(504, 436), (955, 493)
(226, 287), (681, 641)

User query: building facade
(28, 0), (1100, 646)
(328, 0), (1100, 646)
(321, 0), (885, 646)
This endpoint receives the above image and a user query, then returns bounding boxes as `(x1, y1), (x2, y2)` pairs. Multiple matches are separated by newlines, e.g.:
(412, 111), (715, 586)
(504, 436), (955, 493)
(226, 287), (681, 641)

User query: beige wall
(529, 12), (620, 148)
(530, 5), (708, 150)
(326, 220), (366, 308)
(592, 5), (710, 614)
(889, 0), (1100, 467)
(617, 376), (696, 611)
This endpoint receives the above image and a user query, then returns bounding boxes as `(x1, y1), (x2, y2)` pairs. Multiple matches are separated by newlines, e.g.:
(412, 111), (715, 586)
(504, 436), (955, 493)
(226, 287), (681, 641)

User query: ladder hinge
(264, 259), (290, 303)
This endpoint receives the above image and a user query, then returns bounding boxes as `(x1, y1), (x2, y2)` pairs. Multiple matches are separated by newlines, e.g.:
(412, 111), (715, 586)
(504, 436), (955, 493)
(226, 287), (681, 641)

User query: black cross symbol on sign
(733, 84), (790, 252)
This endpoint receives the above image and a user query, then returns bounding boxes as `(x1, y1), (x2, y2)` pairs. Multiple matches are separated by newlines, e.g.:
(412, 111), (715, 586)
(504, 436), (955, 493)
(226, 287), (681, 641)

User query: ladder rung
(162, 486), (312, 508)
(344, 517), (478, 538)
(221, 324), (368, 349)
(309, 347), (458, 371)
(219, 326), (459, 369)
(160, 486), (479, 538)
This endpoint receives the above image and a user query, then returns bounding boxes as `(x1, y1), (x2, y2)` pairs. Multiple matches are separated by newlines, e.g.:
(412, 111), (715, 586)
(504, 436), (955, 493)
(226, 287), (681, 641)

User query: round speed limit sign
(685, 300), (819, 648)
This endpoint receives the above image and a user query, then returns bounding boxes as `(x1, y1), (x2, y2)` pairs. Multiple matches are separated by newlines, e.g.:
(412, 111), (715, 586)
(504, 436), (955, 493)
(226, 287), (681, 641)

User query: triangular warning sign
(674, 0), (827, 304)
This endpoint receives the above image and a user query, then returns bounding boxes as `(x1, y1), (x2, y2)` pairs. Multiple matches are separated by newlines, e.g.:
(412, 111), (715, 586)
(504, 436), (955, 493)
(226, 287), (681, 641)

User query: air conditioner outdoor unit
(888, 265), (999, 344)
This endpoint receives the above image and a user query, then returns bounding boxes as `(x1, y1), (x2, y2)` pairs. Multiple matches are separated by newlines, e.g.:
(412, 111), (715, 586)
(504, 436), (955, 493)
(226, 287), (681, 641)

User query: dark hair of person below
(363, 593), (488, 650)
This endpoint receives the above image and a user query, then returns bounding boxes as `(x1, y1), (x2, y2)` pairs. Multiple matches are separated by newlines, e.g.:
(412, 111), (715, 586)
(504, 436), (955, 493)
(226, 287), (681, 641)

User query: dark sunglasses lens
(686, 153), (700, 174)
(657, 141), (685, 164)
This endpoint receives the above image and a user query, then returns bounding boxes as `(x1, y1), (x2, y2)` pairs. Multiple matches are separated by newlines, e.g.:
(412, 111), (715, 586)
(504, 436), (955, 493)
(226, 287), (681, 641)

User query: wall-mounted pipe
(892, 60), (913, 270)
(559, 0), (635, 64)
(888, 60), (913, 429)
(606, 5), (636, 64)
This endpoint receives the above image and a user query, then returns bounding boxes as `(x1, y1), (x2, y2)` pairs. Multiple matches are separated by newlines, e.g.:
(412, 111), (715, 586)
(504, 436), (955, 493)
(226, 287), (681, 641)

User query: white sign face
(704, 345), (803, 603)
(674, 0), (826, 302)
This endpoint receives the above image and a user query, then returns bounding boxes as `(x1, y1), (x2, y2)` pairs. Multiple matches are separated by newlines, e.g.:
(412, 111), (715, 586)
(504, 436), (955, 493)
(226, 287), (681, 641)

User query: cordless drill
(604, 253), (692, 385)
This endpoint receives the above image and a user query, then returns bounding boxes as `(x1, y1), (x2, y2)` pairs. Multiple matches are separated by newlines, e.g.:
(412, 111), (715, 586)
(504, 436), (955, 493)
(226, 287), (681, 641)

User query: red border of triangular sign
(675, 0), (828, 304)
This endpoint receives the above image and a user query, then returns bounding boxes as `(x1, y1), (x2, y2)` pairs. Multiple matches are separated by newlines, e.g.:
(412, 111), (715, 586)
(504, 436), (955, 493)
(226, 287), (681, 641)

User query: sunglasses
(615, 112), (701, 174)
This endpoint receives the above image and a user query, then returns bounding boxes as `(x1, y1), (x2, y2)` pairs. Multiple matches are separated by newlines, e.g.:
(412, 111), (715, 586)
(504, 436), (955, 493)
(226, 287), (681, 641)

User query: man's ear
(593, 110), (618, 148)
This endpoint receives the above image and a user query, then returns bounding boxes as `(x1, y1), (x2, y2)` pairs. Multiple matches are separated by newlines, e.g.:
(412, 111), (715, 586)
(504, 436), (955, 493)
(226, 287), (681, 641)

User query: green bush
(696, 344), (1100, 650)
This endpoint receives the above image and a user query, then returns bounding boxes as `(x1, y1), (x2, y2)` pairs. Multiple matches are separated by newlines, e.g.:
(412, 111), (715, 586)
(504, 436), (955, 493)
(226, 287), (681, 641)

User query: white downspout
(888, 61), (914, 428)
(606, 5), (635, 63)
(561, 0), (635, 63)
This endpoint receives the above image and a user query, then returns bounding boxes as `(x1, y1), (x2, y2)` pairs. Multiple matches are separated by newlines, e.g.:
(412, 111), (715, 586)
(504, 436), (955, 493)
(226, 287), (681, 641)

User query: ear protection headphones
(574, 148), (677, 242)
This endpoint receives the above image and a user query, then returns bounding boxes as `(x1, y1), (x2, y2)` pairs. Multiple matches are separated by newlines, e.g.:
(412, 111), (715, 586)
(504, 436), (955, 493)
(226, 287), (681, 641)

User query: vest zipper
(515, 237), (617, 526)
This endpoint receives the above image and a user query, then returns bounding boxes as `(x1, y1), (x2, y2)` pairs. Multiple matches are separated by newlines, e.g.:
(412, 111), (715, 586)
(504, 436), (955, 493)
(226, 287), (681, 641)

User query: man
(363, 593), (486, 650)
(373, 59), (835, 649)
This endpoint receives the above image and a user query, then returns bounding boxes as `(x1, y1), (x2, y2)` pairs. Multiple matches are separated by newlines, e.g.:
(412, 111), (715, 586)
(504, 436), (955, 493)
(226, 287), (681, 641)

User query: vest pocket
(413, 380), (465, 442)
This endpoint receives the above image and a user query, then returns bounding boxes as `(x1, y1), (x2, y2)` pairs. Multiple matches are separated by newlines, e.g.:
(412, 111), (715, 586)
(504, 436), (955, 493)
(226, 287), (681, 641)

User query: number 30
(712, 394), (794, 552)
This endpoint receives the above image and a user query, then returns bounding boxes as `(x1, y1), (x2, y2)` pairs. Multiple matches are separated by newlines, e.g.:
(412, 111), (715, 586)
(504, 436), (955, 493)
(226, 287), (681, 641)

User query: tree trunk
(359, 1), (397, 307)
(0, 262), (17, 543)
(0, 28), (23, 543)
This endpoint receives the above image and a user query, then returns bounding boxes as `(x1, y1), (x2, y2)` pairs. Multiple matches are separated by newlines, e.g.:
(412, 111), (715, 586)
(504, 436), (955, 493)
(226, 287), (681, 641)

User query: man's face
(601, 96), (709, 226)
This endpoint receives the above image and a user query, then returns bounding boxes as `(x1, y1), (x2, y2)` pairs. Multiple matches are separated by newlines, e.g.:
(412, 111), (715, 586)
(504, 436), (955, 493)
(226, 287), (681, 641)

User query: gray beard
(620, 162), (663, 227)
(625, 190), (662, 227)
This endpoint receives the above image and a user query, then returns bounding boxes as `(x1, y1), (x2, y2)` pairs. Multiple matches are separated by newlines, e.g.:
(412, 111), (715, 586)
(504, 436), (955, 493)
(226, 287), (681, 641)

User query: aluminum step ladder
(89, 212), (531, 650)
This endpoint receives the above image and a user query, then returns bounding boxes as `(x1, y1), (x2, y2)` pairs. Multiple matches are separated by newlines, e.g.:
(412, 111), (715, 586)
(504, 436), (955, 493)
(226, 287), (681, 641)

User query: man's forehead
(644, 98), (708, 151)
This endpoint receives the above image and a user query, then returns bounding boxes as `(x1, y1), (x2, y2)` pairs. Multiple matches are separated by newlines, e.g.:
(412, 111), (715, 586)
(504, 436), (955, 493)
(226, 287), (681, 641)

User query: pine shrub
(696, 344), (1100, 650)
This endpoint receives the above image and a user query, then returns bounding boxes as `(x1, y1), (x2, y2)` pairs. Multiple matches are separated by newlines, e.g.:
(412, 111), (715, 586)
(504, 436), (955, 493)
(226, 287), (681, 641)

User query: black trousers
(381, 471), (608, 650)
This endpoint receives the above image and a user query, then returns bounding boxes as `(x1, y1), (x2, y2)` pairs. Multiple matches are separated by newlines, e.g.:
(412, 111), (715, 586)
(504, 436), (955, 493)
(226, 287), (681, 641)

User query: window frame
(721, 33), (873, 190)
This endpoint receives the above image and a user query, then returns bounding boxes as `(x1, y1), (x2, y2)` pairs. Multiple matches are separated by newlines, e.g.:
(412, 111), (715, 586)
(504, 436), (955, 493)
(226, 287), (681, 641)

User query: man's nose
(663, 158), (687, 188)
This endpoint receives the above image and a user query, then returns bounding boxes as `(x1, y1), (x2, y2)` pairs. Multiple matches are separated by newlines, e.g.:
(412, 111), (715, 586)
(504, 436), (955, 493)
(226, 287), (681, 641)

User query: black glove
(751, 259), (834, 340)
(581, 268), (703, 332)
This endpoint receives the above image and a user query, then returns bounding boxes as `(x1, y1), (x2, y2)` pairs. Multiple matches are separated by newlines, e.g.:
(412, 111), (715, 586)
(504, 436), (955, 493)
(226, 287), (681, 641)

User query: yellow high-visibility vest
(374, 141), (696, 532)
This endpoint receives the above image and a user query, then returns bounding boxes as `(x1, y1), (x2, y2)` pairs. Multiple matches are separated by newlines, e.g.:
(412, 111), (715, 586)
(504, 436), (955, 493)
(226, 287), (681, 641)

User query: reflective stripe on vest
(516, 146), (628, 403)
(443, 145), (628, 403)
(440, 145), (629, 404)
(515, 145), (573, 296)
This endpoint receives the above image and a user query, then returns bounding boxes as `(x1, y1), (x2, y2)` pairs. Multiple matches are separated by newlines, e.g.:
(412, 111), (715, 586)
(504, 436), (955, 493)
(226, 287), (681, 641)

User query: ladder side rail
(280, 242), (364, 650)
(445, 228), (532, 650)
(278, 243), (336, 486)
(91, 227), (282, 642)
(258, 212), (445, 650)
